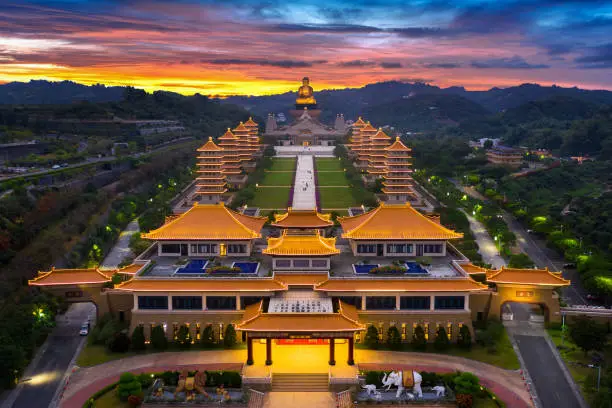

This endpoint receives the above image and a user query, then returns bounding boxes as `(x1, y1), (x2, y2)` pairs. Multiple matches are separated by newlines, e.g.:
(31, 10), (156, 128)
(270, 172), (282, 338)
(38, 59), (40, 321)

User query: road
(3, 303), (95, 408)
(514, 335), (584, 408)
(463, 210), (506, 269)
(100, 219), (140, 269)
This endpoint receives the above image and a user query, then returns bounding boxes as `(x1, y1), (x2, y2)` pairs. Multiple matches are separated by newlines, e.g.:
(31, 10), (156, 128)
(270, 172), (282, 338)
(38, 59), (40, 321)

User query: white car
(79, 324), (89, 336)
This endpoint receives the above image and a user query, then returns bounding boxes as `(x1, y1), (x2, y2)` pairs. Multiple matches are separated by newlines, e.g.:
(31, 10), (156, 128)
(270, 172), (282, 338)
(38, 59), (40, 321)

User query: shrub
(107, 332), (131, 353)
(175, 325), (191, 349)
(420, 371), (444, 387)
(127, 394), (142, 407)
(117, 372), (142, 401)
(207, 266), (242, 274)
(224, 324), (237, 349)
(453, 372), (481, 395)
(206, 370), (242, 388)
(412, 325), (427, 351)
(457, 325), (472, 349)
(456, 393), (474, 408)
(150, 326), (168, 351)
(364, 325), (379, 349)
(137, 372), (154, 388)
(369, 265), (407, 275)
(200, 325), (216, 348)
(434, 327), (450, 351)
(131, 326), (146, 351)
(387, 326), (402, 350)
(364, 371), (384, 388)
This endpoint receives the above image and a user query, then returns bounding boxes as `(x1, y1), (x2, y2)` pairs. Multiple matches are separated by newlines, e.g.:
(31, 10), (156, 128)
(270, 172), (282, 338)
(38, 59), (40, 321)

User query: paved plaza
(275, 146), (335, 157)
(291, 155), (317, 209)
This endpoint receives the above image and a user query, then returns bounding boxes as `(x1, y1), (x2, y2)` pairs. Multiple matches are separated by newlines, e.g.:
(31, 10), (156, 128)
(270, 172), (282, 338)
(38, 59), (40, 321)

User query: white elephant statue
(381, 370), (423, 400)
(432, 385), (446, 398)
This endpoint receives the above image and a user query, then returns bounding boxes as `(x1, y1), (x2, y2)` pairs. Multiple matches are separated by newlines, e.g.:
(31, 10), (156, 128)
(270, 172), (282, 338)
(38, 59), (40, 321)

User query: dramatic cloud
(575, 43), (612, 69)
(380, 62), (402, 69)
(207, 59), (327, 68)
(423, 63), (462, 69)
(471, 56), (550, 70)
(338, 60), (377, 67)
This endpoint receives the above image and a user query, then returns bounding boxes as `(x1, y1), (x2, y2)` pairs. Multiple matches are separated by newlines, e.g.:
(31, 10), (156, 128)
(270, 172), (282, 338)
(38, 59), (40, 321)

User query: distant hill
(499, 96), (600, 125)
(0, 80), (125, 104)
(363, 94), (490, 132)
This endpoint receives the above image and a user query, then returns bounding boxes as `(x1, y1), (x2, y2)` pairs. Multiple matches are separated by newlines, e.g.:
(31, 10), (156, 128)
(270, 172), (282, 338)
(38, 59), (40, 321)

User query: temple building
(382, 137), (415, 203)
(193, 137), (227, 203)
(265, 78), (347, 146)
(218, 129), (247, 189)
(365, 128), (392, 182)
(486, 145), (524, 167)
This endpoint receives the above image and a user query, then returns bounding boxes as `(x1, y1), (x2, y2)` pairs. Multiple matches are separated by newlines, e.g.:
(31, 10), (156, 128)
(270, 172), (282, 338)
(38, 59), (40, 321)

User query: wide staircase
(271, 373), (329, 392)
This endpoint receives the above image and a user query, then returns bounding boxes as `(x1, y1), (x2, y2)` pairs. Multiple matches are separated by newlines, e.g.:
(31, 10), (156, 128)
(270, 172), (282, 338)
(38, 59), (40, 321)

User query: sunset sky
(1, 0), (612, 96)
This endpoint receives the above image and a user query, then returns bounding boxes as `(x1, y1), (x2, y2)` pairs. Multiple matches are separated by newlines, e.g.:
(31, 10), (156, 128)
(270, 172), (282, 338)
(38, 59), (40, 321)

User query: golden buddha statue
(296, 77), (316, 105)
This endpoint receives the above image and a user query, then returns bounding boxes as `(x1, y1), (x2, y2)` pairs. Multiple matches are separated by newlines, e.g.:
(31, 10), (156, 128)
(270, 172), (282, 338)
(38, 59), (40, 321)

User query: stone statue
(432, 385), (446, 398)
(381, 370), (422, 400)
(296, 77), (316, 105)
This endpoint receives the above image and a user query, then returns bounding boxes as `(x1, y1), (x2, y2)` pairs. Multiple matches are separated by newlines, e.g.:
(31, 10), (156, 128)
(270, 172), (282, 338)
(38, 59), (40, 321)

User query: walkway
(291, 155), (317, 210)
(100, 219), (140, 269)
(275, 146), (335, 157)
(59, 349), (533, 408)
(462, 210), (506, 269)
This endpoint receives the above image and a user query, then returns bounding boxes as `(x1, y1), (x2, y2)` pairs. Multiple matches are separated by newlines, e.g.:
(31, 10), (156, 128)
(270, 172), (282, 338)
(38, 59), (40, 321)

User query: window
(195, 323), (201, 341)
(423, 244), (443, 254)
(447, 323), (452, 340)
(161, 244), (181, 254)
(378, 322), (384, 340)
(335, 296), (362, 310)
(275, 259), (291, 268)
(228, 244), (246, 254)
(219, 323), (224, 341)
(311, 259), (328, 268)
(516, 291), (534, 297)
(424, 323), (429, 340)
(206, 296), (236, 310)
(400, 296), (430, 310)
(65, 291), (83, 298)
(401, 323), (407, 341)
(357, 244), (376, 253)
(365, 296), (396, 310)
(386, 244), (411, 254)
(173, 323), (179, 340)
(191, 244), (212, 254)
(293, 259), (310, 268)
(138, 296), (168, 310)
(434, 296), (465, 310)
(241, 297), (263, 309)
(172, 296), (202, 310)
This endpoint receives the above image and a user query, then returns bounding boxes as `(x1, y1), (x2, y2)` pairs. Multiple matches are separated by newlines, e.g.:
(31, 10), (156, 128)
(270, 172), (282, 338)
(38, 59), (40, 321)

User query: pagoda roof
(263, 230), (339, 256)
(486, 266), (570, 286)
(315, 278), (488, 292)
(371, 129), (391, 140)
(142, 203), (266, 241)
(274, 273), (329, 286)
(236, 300), (364, 332)
(339, 203), (463, 240)
(218, 129), (237, 140)
(196, 137), (223, 152)
(233, 122), (249, 132)
(360, 122), (377, 132)
(244, 117), (258, 127)
(115, 278), (286, 292)
(460, 263), (489, 275)
(29, 267), (111, 286)
(385, 137), (411, 152)
(271, 208), (333, 228)
(353, 117), (367, 127)
(114, 264), (145, 276)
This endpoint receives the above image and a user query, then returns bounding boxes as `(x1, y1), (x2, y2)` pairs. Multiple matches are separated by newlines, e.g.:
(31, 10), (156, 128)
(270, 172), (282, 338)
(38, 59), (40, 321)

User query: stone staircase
(271, 373), (329, 392)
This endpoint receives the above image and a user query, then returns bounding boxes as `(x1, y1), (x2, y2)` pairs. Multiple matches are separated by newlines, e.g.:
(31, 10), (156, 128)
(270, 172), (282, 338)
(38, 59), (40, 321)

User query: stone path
(59, 349), (534, 408)
(291, 155), (317, 210)
(462, 209), (506, 269)
(100, 219), (140, 269)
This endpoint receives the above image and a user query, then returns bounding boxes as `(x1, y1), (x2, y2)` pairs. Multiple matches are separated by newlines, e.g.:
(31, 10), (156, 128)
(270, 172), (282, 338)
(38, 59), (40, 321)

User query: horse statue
(381, 370), (423, 400)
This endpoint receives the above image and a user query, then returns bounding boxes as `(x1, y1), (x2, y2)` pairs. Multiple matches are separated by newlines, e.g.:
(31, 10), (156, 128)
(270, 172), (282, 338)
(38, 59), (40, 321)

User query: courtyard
(248, 158), (296, 209)
(315, 158), (359, 210)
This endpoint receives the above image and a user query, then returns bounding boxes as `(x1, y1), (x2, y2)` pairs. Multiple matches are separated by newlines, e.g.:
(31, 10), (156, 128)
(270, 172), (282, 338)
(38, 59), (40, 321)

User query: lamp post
(588, 364), (601, 391)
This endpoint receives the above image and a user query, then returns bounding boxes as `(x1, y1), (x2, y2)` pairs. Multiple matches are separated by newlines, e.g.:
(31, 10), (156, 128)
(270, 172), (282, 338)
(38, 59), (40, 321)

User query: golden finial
(208, 136), (213, 141)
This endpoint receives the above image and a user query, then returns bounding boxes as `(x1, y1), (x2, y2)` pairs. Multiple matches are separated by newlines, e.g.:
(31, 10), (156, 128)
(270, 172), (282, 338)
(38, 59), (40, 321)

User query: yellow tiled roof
(460, 263), (489, 274)
(114, 264), (145, 275)
(315, 278), (488, 292)
(218, 129), (237, 140)
(272, 208), (333, 228)
(115, 278), (287, 292)
(233, 122), (248, 132)
(29, 268), (111, 286)
(244, 117), (258, 127)
(385, 136), (412, 151)
(353, 117), (366, 127)
(371, 129), (391, 140)
(274, 273), (329, 286)
(487, 266), (570, 286)
(339, 203), (463, 240)
(196, 137), (223, 151)
(361, 122), (377, 132)
(263, 230), (340, 256)
(142, 203), (266, 240)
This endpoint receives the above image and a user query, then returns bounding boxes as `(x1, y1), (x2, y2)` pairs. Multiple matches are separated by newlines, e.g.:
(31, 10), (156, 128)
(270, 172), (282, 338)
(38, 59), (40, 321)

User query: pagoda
(218, 129), (247, 189)
(244, 117), (262, 158)
(194, 137), (227, 203)
(382, 136), (415, 203)
(233, 122), (257, 172)
(366, 128), (391, 182)
(354, 121), (377, 171)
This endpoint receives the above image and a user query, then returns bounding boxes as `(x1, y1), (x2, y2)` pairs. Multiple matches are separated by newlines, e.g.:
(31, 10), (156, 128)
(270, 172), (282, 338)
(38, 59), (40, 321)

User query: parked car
(563, 263), (577, 269)
(79, 324), (89, 336)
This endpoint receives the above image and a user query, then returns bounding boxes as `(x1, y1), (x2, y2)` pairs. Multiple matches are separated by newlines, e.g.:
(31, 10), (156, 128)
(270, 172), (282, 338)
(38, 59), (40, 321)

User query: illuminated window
(447, 323), (452, 340)
(378, 322), (384, 340)
(401, 323), (407, 341)
(220, 243), (227, 256)
(162, 323), (167, 333)
(219, 323), (224, 341)
(196, 323), (201, 341)
(424, 323), (429, 341)
(173, 323), (179, 340)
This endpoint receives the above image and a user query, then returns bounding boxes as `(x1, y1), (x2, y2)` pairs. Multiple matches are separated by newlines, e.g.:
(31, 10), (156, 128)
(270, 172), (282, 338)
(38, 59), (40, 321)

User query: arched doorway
(501, 301), (549, 324)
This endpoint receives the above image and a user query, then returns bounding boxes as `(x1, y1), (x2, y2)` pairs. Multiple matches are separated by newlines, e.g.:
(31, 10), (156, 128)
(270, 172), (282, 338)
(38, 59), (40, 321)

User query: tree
(0, 344), (26, 389)
(508, 253), (535, 268)
(457, 325), (472, 349)
(386, 326), (402, 350)
(131, 326), (146, 351)
(569, 316), (608, 356)
(364, 325), (379, 349)
(434, 327), (450, 351)
(483, 139), (493, 149)
(412, 325), (427, 351)
(176, 325), (191, 349)
(224, 324), (237, 349)
(201, 325), (216, 348)
(150, 325), (168, 351)
(107, 332), (131, 353)
(117, 372), (142, 401)
(453, 372), (481, 408)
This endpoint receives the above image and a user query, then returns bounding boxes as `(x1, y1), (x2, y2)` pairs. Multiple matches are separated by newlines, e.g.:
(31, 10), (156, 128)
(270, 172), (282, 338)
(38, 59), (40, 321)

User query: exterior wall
(489, 284), (562, 323)
(349, 240), (447, 257)
(157, 240), (252, 257)
(272, 257), (330, 271)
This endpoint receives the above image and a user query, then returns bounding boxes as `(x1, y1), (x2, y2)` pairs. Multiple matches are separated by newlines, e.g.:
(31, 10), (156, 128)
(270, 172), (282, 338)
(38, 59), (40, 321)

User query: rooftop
(196, 137), (223, 152)
(271, 208), (333, 229)
(487, 266), (570, 286)
(29, 267), (111, 286)
(263, 230), (339, 256)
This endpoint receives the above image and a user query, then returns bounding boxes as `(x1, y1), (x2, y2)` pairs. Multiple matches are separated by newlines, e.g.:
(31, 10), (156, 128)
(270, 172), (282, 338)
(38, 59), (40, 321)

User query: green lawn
(315, 158), (344, 171)
(319, 187), (358, 209)
(260, 171), (293, 186)
(317, 171), (349, 186)
(269, 158), (296, 171)
(248, 186), (291, 209)
(547, 327), (596, 395)
(77, 344), (141, 367)
(444, 328), (520, 370)
(92, 388), (129, 408)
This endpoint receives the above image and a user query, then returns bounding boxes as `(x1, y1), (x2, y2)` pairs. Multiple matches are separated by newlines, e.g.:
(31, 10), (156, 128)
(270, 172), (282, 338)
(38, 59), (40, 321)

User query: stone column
(348, 337), (355, 366)
(265, 338), (272, 366)
(430, 295), (435, 311)
(396, 295), (401, 310)
(361, 295), (366, 311)
(236, 295), (241, 311)
(329, 338), (336, 366)
(247, 336), (254, 365)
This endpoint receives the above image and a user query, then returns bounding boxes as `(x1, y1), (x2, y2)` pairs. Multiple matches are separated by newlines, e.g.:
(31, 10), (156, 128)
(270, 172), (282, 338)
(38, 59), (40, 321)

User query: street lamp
(588, 364), (601, 391)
